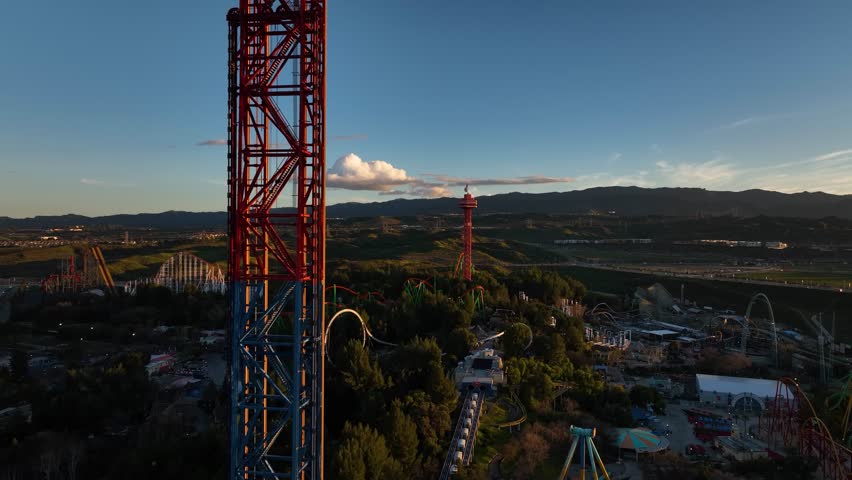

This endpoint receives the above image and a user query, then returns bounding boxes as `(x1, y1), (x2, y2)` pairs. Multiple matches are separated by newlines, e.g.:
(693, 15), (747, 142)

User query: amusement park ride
(42, 245), (115, 295)
(457, 184), (478, 282)
(557, 426), (611, 480)
(760, 377), (852, 480)
(826, 372), (852, 449)
(226, 1), (327, 478)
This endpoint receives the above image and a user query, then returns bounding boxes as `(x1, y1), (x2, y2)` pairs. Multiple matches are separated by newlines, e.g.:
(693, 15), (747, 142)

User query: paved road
(653, 406), (700, 455)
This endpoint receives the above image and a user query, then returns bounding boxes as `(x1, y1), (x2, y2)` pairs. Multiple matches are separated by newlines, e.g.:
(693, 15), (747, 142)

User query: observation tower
(459, 185), (478, 281)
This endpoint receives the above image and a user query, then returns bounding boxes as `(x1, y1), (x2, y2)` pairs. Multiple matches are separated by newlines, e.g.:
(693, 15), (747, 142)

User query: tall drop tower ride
(459, 185), (478, 281)
(227, 1), (326, 479)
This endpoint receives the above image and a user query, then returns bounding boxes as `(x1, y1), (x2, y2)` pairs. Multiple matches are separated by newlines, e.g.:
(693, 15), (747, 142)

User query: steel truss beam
(228, 1), (326, 479)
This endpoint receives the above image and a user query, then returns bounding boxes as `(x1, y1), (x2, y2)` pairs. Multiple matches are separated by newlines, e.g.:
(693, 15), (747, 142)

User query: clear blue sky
(1, 1), (851, 217)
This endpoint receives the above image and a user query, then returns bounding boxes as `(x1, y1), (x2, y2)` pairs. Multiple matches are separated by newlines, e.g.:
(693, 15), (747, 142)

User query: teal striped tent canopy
(613, 427), (669, 453)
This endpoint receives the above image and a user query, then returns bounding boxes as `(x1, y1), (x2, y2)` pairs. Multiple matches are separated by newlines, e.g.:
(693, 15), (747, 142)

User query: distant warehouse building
(696, 374), (779, 412)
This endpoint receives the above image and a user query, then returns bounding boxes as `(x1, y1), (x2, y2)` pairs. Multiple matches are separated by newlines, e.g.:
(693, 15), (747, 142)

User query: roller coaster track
(760, 377), (851, 480)
(323, 308), (397, 365)
(454, 252), (465, 279)
(496, 389), (527, 428)
(477, 322), (533, 351)
(467, 285), (485, 310)
(439, 388), (484, 480)
(91, 246), (115, 294)
(404, 277), (433, 290)
(403, 277), (433, 305)
(323, 304), (510, 365)
(325, 284), (386, 304)
(826, 372), (852, 448)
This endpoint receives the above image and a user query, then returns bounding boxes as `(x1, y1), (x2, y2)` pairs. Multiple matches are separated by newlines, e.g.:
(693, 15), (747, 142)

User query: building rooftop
(696, 374), (778, 398)
(642, 329), (679, 336)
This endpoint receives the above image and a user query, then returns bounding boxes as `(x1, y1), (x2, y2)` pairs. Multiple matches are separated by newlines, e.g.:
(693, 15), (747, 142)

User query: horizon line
(0, 185), (848, 219)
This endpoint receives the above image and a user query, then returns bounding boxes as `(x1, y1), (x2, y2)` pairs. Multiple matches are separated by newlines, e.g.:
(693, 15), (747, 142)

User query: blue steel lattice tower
(227, 1), (326, 479)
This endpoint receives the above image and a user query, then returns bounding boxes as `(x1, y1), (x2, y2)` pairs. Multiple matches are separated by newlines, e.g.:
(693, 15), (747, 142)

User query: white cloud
(328, 153), (573, 198)
(710, 113), (793, 132)
(567, 146), (852, 195)
(376, 184), (451, 198)
(574, 171), (653, 188)
(655, 157), (736, 184)
(80, 178), (135, 188)
(425, 174), (573, 187)
(731, 148), (852, 194)
(720, 117), (759, 129)
(197, 139), (227, 146)
(328, 153), (413, 191)
(403, 185), (452, 198)
(809, 148), (852, 163)
(609, 152), (623, 162)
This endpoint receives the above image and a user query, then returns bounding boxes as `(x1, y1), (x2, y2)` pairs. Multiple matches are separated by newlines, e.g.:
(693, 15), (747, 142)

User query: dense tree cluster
(505, 268), (587, 305)
(326, 338), (457, 480)
(2, 260), (606, 479)
(323, 263), (606, 475)
(0, 352), (167, 480)
(32, 352), (153, 434)
(504, 355), (631, 426)
(629, 385), (666, 414)
(697, 348), (753, 375)
(502, 422), (573, 479)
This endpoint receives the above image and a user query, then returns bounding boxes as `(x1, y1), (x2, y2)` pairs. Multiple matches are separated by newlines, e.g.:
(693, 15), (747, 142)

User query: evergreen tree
(384, 400), (419, 468)
(400, 391), (453, 458)
(333, 422), (403, 480)
(501, 323), (532, 358)
(340, 339), (387, 392)
(445, 327), (477, 362)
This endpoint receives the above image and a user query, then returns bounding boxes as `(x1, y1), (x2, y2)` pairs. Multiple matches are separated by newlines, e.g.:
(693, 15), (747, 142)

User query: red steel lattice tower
(459, 185), (478, 281)
(227, 1), (326, 479)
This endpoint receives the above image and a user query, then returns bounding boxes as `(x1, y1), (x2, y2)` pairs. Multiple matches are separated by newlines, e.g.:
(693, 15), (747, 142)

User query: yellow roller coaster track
(90, 246), (115, 294)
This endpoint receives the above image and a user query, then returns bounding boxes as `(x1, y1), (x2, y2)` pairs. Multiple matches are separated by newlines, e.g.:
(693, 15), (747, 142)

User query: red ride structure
(759, 377), (852, 480)
(226, 1), (326, 479)
(458, 185), (478, 281)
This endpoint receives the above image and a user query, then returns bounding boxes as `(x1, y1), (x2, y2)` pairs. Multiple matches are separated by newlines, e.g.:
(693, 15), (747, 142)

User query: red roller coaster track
(759, 377), (852, 480)
(324, 284), (386, 304)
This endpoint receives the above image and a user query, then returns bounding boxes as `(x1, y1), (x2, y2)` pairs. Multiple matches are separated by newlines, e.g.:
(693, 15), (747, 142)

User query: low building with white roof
(696, 373), (779, 411)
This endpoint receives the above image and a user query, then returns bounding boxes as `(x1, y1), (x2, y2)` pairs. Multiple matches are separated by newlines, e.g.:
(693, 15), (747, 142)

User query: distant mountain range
(2, 187), (851, 230)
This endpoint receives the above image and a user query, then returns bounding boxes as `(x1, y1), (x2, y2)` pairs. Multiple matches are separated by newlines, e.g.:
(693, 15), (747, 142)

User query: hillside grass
(1, 230), (561, 281)
(0, 241), (228, 280)
(470, 398), (512, 467)
(732, 269), (852, 289)
(0, 245), (77, 277)
(327, 229), (565, 267)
